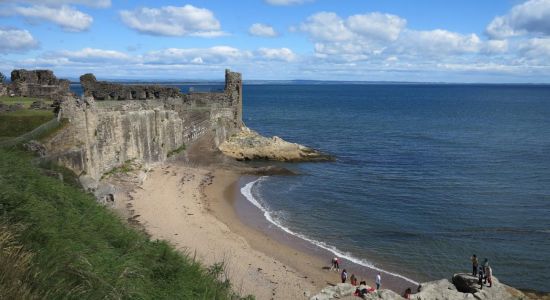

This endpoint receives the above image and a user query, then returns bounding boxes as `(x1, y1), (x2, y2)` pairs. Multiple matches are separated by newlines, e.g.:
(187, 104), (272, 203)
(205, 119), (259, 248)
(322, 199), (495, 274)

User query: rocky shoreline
(311, 273), (531, 300)
(219, 127), (334, 162)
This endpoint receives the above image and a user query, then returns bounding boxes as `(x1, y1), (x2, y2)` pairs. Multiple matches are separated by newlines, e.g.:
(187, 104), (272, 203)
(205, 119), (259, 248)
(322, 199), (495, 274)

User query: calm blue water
(70, 83), (550, 291)
(241, 84), (550, 292)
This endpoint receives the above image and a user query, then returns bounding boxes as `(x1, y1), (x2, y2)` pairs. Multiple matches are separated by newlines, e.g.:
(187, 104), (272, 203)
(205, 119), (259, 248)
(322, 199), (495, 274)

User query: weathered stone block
(10, 69), (70, 99)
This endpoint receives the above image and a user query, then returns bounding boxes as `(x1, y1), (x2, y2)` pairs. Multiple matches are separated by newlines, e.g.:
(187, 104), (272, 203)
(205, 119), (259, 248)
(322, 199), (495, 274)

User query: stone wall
(80, 74), (180, 100)
(44, 69), (243, 181)
(80, 69), (243, 127)
(45, 98), (186, 180)
(10, 69), (70, 99)
(0, 83), (7, 97)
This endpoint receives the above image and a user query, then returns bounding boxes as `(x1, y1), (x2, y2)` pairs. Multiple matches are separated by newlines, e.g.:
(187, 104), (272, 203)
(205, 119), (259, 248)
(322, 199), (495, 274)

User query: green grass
(167, 143), (186, 158)
(0, 96), (52, 109)
(0, 96), (55, 138)
(0, 149), (244, 299)
(37, 118), (69, 142)
(0, 111), (55, 138)
(101, 159), (139, 179)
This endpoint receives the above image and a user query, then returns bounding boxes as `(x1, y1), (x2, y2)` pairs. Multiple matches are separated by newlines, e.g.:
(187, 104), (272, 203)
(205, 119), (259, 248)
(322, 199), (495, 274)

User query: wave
(241, 177), (419, 285)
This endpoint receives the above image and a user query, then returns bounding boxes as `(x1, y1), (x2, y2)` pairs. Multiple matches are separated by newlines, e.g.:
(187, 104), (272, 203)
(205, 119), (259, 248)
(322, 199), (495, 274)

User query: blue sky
(1, 0), (550, 82)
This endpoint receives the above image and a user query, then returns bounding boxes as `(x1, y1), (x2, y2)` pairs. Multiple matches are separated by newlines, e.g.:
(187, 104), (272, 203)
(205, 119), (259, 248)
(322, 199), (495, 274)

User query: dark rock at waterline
(452, 273), (480, 293)
(242, 165), (298, 176)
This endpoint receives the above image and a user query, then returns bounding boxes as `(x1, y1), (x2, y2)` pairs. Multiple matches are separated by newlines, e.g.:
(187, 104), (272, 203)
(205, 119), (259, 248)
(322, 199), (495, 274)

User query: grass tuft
(167, 143), (186, 158)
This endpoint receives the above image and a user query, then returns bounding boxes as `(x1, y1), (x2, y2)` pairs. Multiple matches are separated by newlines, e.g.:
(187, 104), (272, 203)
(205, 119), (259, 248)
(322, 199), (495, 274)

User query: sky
(1, 0), (550, 82)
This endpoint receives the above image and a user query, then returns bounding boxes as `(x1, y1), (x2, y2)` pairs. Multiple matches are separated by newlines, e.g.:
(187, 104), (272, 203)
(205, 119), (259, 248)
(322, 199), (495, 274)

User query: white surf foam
(241, 177), (419, 285)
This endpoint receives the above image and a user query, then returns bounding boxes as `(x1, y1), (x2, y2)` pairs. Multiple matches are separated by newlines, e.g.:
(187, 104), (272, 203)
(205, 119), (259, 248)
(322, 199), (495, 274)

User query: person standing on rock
(341, 269), (348, 283)
(483, 258), (489, 284)
(471, 254), (479, 276)
(486, 265), (493, 288)
(375, 272), (381, 290)
(478, 265), (485, 289)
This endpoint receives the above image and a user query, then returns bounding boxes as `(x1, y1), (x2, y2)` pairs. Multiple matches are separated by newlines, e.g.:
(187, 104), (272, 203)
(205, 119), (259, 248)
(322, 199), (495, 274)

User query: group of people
(470, 254), (493, 289)
(327, 255), (495, 299)
(329, 257), (383, 297)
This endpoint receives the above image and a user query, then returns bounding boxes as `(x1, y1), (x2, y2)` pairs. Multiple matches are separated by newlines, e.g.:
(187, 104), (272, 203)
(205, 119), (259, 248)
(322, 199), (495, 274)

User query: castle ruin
(14, 69), (245, 181)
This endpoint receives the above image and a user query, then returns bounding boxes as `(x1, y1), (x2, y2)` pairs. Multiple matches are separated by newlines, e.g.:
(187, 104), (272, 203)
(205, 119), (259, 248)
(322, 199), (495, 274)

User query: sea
(71, 82), (550, 292)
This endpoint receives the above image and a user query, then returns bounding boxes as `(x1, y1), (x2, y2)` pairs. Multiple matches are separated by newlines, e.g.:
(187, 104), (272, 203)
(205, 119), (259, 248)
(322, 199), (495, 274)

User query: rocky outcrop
(219, 127), (333, 162)
(310, 274), (530, 300)
(310, 283), (356, 300)
(10, 69), (70, 99)
(80, 73), (181, 100)
(412, 274), (528, 300)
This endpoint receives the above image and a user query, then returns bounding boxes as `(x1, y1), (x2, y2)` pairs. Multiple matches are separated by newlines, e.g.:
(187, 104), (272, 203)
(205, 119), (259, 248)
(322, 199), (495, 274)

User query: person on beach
(471, 254), (478, 276)
(350, 273), (357, 286)
(478, 265), (484, 289)
(330, 257), (340, 271)
(403, 287), (412, 299)
(486, 265), (493, 288)
(375, 272), (381, 290)
(341, 269), (348, 283)
(356, 281), (368, 297)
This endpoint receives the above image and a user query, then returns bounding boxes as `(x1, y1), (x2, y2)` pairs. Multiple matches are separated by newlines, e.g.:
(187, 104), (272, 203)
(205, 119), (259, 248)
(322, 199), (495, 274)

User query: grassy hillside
(0, 149), (245, 299)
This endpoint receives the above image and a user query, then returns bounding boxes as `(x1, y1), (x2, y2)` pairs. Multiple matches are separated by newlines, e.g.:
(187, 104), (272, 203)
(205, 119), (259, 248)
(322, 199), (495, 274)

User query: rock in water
(219, 127), (333, 162)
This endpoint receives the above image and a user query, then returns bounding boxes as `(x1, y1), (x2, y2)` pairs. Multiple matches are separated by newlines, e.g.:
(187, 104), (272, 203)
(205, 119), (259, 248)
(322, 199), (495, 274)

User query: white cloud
(257, 47), (296, 61)
(401, 29), (482, 55)
(298, 11), (487, 62)
(486, 0), (550, 39)
(249, 23), (278, 37)
(519, 38), (550, 60)
(298, 12), (354, 42)
(51, 48), (131, 62)
(10, 5), (93, 32)
(265, 0), (313, 6)
(0, 0), (110, 8)
(0, 28), (39, 53)
(346, 12), (406, 41)
(144, 46), (250, 65)
(483, 39), (509, 54)
(119, 5), (224, 37)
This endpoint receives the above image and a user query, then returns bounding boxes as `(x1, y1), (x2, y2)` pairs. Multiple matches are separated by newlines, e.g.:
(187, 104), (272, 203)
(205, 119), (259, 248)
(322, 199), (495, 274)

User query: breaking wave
(241, 177), (419, 285)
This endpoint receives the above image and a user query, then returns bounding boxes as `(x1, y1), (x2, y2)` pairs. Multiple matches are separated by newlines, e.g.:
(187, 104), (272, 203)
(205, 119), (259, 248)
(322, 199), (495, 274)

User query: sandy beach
(125, 158), (416, 299)
(128, 163), (324, 299)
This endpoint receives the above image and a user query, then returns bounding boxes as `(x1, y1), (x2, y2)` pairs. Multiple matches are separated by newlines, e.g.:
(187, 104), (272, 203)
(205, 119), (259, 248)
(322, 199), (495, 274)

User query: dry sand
(129, 163), (338, 299)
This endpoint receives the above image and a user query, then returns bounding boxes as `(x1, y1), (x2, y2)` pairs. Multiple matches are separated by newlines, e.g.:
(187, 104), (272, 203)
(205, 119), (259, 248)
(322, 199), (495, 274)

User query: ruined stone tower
(225, 69), (243, 125)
